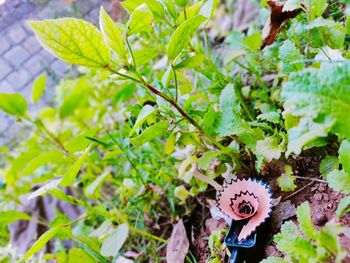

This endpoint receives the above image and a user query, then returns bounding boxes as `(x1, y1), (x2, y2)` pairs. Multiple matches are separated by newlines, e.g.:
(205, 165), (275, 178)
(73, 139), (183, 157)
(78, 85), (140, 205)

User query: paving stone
(38, 49), (56, 64)
(0, 62), (12, 80)
(8, 24), (27, 44)
(23, 55), (45, 75)
(0, 115), (10, 134)
(0, 80), (16, 93)
(0, 37), (11, 55)
(6, 70), (31, 91)
(51, 59), (68, 76)
(4, 46), (30, 67)
(21, 36), (42, 55)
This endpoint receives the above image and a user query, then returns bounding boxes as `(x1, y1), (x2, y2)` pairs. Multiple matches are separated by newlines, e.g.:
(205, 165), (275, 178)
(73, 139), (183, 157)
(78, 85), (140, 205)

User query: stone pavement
(0, 0), (109, 144)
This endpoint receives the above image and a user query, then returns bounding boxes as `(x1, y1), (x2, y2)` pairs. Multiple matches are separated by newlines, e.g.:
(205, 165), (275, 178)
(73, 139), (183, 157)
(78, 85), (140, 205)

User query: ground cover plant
(1, 0), (350, 262)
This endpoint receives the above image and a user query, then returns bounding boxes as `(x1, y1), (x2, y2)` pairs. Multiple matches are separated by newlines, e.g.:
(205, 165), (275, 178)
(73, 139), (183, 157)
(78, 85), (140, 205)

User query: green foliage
(32, 74), (46, 103)
(277, 165), (296, 192)
(28, 18), (110, 67)
(100, 224), (129, 257)
(0, 93), (27, 116)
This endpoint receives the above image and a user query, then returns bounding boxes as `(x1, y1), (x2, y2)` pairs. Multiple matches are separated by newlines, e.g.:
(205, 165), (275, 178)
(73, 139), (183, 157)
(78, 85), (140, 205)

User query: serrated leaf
(282, 63), (350, 141)
(339, 140), (350, 173)
(127, 4), (153, 35)
(296, 202), (318, 240)
(327, 169), (350, 194)
(278, 40), (304, 73)
(99, 6), (127, 59)
(217, 84), (263, 150)
(130, 121), (168, 146)
(256, 136), (284, 162)
(100, 224), (129, 257)
(28, 18), (110, 67)
(167, 15), (206, 60)
(0, 93), (27, 116)
(336, 196), (350, 219)
(277, 165), (296, 192)
(320, 156), (339, 179)
(24, 226), (61, 260)
(202, 107), (219, 137)
(32, 74), (46, 103)
(0, 211), (31, 225)
(61, 144), (92, 187)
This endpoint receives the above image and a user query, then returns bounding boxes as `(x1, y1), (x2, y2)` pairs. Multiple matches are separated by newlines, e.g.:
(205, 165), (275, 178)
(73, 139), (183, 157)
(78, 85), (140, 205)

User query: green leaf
(0, 225), (10, 247)
(24, 226), (61, 260)
(277, 165), (297, 192)
(174, 185), (190, 201)
(283, 0), (301, 11)
(167, 15), (206, 60)
(21, 151), (64, 177)
(278, 40), (304, 73)
(85, 172), (110, 198)
(339, 140), (350, 173)
(320, 156), (339, 179)
(296, 202), (318, 240)
(68, 248), (95, 263)
(198, 151), (218, 170)
(282, 63), (350, 142)
(164, 133), (176, 155)
(100, 224), (129, 257)
(127, 4), (153, 35)
(309, 0), (328, 20)
(174, 54), (205, 69)
(130, 121), (168, 146)
(28, 179), (62, 199)
(217, 84), (263, 150)
(99, 6), (127, 59)
(327, 169), (350, 194)
(65, 128), (99, 153)
(0, 211), (31, 225)
(261, 257), (288, 263)
(61, 144), (92, 187)
(0, 93), (27, 116)
(32, 74), (46, 103)
(129, 105), (155, 136)
(318, 223), (344, 258)
(28, 18), (110, 67)
(336, 196), (350, 219)
(256, 136), (284, 162)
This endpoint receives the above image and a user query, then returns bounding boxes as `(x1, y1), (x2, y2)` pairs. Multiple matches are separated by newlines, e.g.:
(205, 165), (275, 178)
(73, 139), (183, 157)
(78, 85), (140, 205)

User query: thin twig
(282, 181), (314, 201)
(295, 176), (326, 183)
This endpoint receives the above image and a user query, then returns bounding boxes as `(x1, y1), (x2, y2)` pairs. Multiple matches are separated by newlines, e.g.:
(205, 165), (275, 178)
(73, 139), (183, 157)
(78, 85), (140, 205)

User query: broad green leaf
(0, 93), (27, 116)
(164, 133), (176, 155)
(339, 140), (350, 173)
(174, 54), (205, 69)
(127, 4), (153, 35)
(327, 169), (350, 194)
(309, 0), (328, 20)
(167, 15), (206, 60)
(202, 107), (219, 137)
(61, 144), (93, 187)
(256, 136), (284, 162)
(133, 46), (159, 66)
(318, 223), (344, 258)
(319, 156), (339, 179)
(100, 224), (129, 257)
(278, 40), (304, 73)
(282, 63), (350, 142)
(21, 151), (64, 177)
(296, 202), (318, 240)
(99, 7), (127, 59)
(68, 248), (95, 263)
(121, 0), (144, 12)
(217, 84), (263, 150)
(24, 226), (61, 260)
(198, 151), (218, 170)
(129, 105), (155, 136)
(336, 196), (350, 219)
(0, 211), (31, 225)
(277, 165), (297, 192)
(32, 74), (46, 103)
(130, 121), (168, 146)
(28, 18), (110, 67)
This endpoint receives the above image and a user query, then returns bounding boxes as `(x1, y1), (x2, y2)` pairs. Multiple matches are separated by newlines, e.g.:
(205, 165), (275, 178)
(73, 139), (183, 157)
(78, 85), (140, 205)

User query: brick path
(0, 0), (108, 144)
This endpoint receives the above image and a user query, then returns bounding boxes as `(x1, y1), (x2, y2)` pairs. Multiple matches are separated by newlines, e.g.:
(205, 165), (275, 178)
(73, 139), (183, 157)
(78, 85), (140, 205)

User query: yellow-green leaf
(99, 6), (127, 59)
(28, 18), (110, 67)
(61, 145), (92, 187)
(24, 226), (61, 260)
(130, 121), (168, 146)
(32, 74), (46, 103)
(127, 4), (153, 35)
(167, 15), (206, 60)
(0, 93), (27, 116)
(0, 211), (31, 225)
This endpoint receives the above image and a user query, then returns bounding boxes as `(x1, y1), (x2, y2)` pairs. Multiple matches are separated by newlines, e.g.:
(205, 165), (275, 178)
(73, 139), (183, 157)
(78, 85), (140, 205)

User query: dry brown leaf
(261, 0), (302, 49)
(166, 219), (189, 263)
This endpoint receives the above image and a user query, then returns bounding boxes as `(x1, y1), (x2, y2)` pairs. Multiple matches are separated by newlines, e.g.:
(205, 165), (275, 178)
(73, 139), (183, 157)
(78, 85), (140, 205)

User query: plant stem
(128, 224), (167, 243)
(126, 37), (137, 69)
